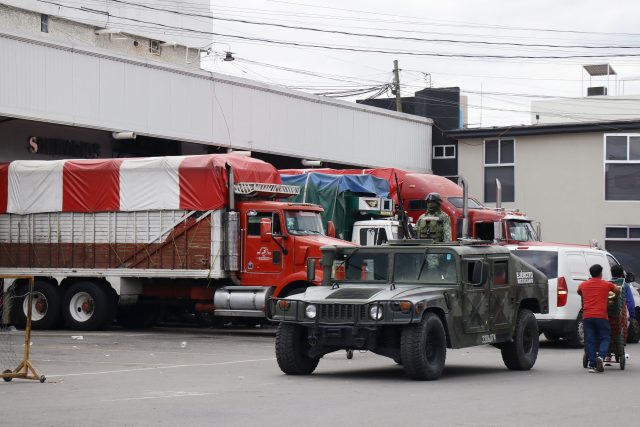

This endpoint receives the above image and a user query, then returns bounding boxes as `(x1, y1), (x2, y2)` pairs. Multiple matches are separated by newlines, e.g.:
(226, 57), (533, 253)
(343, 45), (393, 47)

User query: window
(512, 250), (558, 279)
(484, 139), (515, 203)
(433, 145), (456, 159)
(358, 227), (390, 246)
(604, 134), (640, 200)
(605, 226), (640, 275)
(40, 14), (49, 33)
(149, 40), (161, 55)
(247, 211), (281, 236)
(393, 252), (457, 284)
(493, 261), (508, 286)
(331, 252), (389, 282)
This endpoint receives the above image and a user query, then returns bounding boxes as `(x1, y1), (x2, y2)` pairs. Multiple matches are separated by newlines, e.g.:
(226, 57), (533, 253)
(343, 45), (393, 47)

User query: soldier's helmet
(425, 192), (443, 205)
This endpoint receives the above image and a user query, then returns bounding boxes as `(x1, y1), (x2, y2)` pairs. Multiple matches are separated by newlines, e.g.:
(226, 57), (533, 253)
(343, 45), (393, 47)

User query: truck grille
(319, 304), (364, 322)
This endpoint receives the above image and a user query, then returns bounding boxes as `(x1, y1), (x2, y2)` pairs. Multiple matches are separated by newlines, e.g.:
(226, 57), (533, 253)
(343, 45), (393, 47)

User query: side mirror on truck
(260, 218), (272, 242)
(307, 258), (317, 282)
(327, 221), (336, 238)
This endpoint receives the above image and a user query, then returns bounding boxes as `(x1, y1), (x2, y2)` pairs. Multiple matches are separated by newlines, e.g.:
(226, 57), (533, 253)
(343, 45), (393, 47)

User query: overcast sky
(202, 0), (640, 127)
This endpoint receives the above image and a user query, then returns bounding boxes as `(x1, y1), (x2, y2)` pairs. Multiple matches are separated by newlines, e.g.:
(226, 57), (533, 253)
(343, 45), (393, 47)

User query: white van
(508, 244), (640, 347)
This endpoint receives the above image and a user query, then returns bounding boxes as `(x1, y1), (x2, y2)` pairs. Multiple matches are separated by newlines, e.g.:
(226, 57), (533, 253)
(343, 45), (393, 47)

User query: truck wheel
(501, 309), (539, 370)
(627, 318), (640, 344)
(12, 280), (61, 330)
(564, 314), (584, 348)
(117, 304), (164, 329)
(275, 323), (319, 375)
(400, 312), (447, 381)
(62, 282), (113, 330)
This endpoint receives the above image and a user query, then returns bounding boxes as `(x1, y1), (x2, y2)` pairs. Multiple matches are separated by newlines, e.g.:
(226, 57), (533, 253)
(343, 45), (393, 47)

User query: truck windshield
(331, 251), (388, 282)
(285, 211), (325, 235)
(507, 220), (538, 242)
(393, 252), (458, 284)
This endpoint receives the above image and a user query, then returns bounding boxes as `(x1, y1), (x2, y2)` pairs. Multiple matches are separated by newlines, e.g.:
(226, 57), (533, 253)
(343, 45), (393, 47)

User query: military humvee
(268, 241), (549, 380)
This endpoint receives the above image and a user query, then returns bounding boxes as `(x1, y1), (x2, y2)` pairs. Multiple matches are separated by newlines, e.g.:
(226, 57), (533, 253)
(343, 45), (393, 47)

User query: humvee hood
(299, 284), (454, 303)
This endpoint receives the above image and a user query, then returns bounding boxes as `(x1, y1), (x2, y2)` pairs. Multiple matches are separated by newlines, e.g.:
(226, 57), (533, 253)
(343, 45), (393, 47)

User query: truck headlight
(305, 304), (317, 319)
(369, 304), (383, 321)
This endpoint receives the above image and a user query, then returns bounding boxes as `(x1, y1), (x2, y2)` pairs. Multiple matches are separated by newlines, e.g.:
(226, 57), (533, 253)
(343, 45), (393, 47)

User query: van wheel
(564, 314), (584, 348)
(401, 312), (447, 380)
(62, 281), (113, 330)
(275, 323), (319, 375)
(12, 280), (61, 330)
(543, 332), (560, 342)
(627, 318), (640, 344)
(501, 309), (539, 370)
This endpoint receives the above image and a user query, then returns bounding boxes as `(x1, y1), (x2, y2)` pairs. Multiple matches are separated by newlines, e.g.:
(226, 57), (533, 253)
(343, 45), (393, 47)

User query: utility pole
(393, 59), (402, 113)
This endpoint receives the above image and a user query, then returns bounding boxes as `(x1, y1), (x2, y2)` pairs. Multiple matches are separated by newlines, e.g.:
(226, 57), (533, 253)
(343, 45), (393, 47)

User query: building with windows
(359, 87), (467, 179)
(448, 120), (640, 274)
(0, 1), (211, 69)
(0, 1), (432, 171)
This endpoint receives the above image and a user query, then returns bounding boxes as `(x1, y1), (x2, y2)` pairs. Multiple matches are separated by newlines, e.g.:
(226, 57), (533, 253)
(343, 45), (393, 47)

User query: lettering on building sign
(516, 271), (534, 285)
(257, 247), (272, 261)
(28, 136), (101, 158)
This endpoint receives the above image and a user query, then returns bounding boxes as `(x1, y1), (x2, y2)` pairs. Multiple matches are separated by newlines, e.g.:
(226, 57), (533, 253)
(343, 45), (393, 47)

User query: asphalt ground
(0, 326), (637, 427)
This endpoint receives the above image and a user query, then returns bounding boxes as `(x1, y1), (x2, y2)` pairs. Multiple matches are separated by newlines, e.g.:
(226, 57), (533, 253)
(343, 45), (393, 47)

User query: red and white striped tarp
(0, 154), (281, 214)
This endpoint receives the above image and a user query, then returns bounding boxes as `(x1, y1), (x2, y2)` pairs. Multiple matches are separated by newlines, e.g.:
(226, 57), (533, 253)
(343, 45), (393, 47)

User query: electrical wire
(36, 1), (640, 60)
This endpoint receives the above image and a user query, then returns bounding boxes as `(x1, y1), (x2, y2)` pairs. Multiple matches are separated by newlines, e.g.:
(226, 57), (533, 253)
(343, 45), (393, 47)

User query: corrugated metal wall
(0, 31), (432, 172)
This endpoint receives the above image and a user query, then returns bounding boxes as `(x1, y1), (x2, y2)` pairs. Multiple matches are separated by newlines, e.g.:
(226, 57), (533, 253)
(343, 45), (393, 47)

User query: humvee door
(461, 258), (490, 334)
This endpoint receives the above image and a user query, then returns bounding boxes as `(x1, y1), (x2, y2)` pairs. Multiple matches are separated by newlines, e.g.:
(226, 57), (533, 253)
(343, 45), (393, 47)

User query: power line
(36, 1), (640, 60)
(107, 1), (640, 51)
(264, 0), (640, 38)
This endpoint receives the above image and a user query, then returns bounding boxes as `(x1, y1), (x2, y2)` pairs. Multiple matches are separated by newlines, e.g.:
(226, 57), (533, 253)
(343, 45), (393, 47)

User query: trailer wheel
(12, 280), (61, 330)
(501, 309), (539, 370)
(400, 312), (447, 381)
(3, 369), (12, 382)
(62, 281), (112, 330)
(275, 323), (319, 375)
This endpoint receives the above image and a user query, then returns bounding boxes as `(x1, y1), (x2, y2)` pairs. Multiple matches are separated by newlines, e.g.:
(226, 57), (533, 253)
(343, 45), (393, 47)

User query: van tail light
(557, 276), (568, 307)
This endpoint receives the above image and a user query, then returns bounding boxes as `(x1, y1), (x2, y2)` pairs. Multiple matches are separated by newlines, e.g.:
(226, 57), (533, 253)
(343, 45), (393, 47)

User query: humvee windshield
(331, 251), (389, 282)
(393, 252), (458, 284)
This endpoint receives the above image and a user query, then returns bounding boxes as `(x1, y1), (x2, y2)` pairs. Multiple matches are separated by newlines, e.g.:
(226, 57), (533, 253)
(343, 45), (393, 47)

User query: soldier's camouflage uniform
(416, 210), (452, 242)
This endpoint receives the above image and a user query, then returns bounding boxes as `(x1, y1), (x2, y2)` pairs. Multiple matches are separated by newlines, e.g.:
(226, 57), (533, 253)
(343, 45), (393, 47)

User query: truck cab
(402, 173), (538, 244)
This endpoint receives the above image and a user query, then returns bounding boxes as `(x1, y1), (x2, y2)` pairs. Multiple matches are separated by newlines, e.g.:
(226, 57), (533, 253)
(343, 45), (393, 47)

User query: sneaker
(588, 368), (596, 373)
(596, 356), (604, 372)
(604, 356), (612, 362)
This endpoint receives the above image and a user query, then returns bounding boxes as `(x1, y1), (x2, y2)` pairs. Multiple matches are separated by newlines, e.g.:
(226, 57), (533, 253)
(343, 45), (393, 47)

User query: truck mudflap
(213, 286), (275, 318)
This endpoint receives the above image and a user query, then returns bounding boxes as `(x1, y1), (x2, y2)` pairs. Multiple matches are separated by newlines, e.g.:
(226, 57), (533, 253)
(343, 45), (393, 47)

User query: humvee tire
(401, 312), (447, 380)
(275, 323), (319, 375)
(501, 309), (539, 370)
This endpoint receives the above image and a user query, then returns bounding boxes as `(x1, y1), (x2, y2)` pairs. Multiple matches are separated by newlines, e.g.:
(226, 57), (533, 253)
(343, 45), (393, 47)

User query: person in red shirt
(578, 264), (620, 373)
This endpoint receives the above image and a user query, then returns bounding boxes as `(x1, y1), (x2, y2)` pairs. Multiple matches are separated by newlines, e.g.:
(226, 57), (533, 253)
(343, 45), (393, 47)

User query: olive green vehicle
(268, 241), (549, 380)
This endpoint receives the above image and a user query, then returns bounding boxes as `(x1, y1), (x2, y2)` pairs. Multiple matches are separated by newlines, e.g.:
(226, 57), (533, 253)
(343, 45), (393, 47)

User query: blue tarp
(281, 173), (390, 199)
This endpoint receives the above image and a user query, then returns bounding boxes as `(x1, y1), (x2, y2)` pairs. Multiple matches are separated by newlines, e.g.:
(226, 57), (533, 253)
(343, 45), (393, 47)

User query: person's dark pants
(583, 317), (611, 368)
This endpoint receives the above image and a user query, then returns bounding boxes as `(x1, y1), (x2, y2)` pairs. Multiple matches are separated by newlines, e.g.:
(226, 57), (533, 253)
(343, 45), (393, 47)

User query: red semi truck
(0, 154), (349, 330)
(280, 168), (538, 244)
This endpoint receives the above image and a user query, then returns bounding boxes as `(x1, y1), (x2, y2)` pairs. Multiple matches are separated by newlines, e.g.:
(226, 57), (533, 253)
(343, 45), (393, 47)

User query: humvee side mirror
(307, 258), (317, 282)
(260, 218), (272, 242)
(471, 261), (488, 286)
(327, 221), (336, 238)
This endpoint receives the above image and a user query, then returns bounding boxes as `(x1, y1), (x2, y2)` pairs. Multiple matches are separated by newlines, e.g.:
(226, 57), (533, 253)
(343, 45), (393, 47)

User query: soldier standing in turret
(416, 192), (452, 242)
